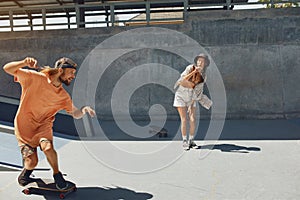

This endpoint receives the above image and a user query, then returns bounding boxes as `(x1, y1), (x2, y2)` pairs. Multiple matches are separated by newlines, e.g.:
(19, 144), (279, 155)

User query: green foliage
(258, 0), (299, 8)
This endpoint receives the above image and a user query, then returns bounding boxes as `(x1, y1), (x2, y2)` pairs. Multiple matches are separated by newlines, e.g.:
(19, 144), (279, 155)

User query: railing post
(183, 0), (188, 21)
(104, 4), (109, 27)
(28, 13), (33, 31)
(75, 5), (80, 29)
(74, 0), (85, 28)
(226, 0), (232, 10)
(66, 11), (71, 29)
(110, 4), (115, 27)
(9, 10), (13, 32)
(146, 1), (150, 25)
(42, 8), (46, 30)
(270, 0), (275, 8)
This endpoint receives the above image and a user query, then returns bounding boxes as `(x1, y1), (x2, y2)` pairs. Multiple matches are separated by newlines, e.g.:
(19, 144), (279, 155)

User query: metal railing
(0, 0), (299, 32)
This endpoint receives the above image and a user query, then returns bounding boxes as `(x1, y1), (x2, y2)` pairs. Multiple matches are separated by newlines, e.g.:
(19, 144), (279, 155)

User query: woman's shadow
(42, 185), (153, 200)
(196, 143), (261, 153)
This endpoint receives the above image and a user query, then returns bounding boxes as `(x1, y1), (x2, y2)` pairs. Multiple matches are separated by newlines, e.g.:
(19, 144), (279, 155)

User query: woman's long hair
(188, 66), (204, 85)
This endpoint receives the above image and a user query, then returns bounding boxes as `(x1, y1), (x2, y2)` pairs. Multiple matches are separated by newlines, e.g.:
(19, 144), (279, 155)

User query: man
(3, 57), (96, 189)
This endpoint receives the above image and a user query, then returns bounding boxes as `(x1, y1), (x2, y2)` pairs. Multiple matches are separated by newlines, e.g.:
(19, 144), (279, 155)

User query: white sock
(182, 135), (187, 141)
(189, 135), (194, 141)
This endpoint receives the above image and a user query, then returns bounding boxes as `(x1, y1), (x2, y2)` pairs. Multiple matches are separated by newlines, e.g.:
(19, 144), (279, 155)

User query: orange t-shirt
(14, 69), (73, 147)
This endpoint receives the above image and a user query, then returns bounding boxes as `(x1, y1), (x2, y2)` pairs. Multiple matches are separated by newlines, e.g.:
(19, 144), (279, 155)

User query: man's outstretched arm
(3, 57), (38, 76)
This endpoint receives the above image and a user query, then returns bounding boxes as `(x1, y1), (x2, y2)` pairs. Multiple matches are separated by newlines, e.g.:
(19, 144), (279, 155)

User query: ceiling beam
(13, 0), (24, 8)
(56, 0), (64, 5)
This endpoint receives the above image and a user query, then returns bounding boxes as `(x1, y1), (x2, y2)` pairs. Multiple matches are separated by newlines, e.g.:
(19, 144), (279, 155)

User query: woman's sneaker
(53, 172), (68, 190)
(189, 140), (197, 148)
(18, 169), (34, 186)
(183, 139), (190, 151)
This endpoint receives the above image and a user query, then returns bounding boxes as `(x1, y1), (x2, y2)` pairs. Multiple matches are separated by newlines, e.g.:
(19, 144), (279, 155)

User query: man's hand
(71, 105), (96, 119)
(23, 57), (38, 70)
(81, 106), (96, 117)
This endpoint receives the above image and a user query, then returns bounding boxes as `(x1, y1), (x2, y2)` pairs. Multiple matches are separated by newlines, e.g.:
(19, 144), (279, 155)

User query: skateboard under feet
(22, 178), (76, 199)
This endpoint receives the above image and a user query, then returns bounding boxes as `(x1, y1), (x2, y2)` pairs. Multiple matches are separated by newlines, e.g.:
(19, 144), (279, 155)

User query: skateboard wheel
(59, 193), (65, 199)
(22, 189), (31, 195)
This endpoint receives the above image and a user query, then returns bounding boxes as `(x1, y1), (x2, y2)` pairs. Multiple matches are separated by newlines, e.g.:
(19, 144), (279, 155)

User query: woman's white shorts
(173, 86), (196, 107)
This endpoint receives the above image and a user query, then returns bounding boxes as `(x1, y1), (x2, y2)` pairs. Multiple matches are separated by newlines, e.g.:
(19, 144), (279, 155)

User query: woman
(173, 54), (212, 150)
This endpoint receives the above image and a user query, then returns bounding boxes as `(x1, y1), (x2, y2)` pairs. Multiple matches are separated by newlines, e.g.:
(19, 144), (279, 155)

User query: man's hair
(40, 66), (59, 76)
(54, 57), (77, 69)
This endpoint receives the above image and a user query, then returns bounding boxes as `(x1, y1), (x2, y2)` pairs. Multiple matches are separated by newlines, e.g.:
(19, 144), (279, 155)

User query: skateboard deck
(149, 125), (168, 138)
(22, 178), (76, 199)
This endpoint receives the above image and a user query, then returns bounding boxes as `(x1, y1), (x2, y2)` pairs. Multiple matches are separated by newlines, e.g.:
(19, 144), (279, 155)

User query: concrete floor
(1, 119), (300, 200)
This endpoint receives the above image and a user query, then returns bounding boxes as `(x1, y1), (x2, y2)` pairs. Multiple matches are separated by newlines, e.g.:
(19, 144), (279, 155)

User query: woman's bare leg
(177, 107), (188, 138)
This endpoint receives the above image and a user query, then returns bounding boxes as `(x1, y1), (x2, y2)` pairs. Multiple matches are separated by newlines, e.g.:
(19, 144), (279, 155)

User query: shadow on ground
(197, 143), (261, 153)
(30, 185), (153, 200)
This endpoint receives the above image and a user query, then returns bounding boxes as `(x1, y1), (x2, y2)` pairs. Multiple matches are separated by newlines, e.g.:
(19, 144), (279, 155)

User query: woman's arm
(176, 65), (196, 88)
(182, 68), (197, 81)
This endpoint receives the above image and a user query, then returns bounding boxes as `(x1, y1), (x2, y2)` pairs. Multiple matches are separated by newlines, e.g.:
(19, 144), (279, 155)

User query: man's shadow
(196, 143), (261, 153)
(41, 185), (153, 200)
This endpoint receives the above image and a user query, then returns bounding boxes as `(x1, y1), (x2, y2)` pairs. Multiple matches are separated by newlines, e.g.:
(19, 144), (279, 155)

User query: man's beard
(59, 76), (70, 86)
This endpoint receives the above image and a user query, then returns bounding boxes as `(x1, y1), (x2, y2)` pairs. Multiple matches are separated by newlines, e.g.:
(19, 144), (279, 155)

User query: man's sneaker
(183, 139), (190, 151)
(18, 169), (34, 186)
(53, 172), (68, 190)
(189, 140), (197, 148)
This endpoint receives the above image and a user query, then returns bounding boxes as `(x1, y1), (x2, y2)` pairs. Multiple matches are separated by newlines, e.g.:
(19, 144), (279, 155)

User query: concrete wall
(0, 8), (299, 121)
